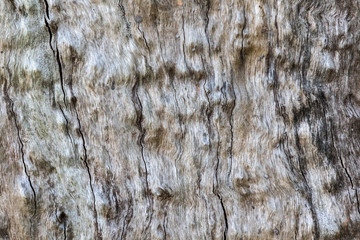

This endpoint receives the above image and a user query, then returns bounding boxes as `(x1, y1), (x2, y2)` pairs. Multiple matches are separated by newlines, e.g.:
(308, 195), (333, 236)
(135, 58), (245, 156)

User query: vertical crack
(228, 79), (235, 187)
(240, 6), (247, 61)
(288, 5), (319, 238)
(162, 207), (168, 240)
(63, 222), (67, 240)
(338, 52), (360, 214)
(181, 13), (190, 71)
(120, 200), (133, 240)
(274, 1), (279, 46)
(294, 125), (320, 240)
(42, 0), (53, 52)
(42, 0), (72, 150)
(137, 25), (151, 53)
(331, 121), (360, 214)
(131, 75), (153, 236)
(3, 76), (37, 231)
(43, 4), (100, 232)
(118, 0), (131, 37)
(55, 47), (67, 107)
(200, 50), (228, 239)
(214, 122), (228, 239)
(222, 56), (235, 186)
(13, 103), (37, 215)
(203, 0), (211, 55)
(58, 104), (74, 142)
(43, 0), (50, 18)
(73, 102), (100, 239)
(44, 18), (54, 52)
(194, 0), (211, 54)
(56, 210), (68, 240)
(217, 193), (228, 240)
(355, 189), (360, 214)
(294, 210), (299, 240)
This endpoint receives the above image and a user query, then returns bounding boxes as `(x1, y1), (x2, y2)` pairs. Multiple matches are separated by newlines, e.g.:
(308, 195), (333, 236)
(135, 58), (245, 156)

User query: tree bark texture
(1, 0), (360, 239)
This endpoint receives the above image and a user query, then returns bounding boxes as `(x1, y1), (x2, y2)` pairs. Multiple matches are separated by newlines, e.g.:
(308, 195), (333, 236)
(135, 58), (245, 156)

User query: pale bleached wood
(1, 0), (360, 239)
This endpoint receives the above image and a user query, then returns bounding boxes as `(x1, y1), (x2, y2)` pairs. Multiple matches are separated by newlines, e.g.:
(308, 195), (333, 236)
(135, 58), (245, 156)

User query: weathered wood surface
(1, 0), (360, 239)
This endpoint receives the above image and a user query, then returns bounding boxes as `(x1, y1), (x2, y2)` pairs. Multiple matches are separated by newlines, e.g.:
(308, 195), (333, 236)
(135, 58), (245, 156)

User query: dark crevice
(201, 56), (212, 138)
(267, 53), (287, 124)
(274, 1), (279, 46)
(43, 5), (67, 109)
(240, 6), (247, 61)
(200, 41), (228, 238)
(279, 132), (302, 189)
(43, 0), (50, 18)
(214, 121), (228, 240)
(13, 103), (37, 215)
(345, 93), (360, 118)
(131, 75), (153, 236)
(225, 6), (246, 185)
(73, 104), (101, 239)
(181, 13), (190, 71)
(355, 189), (360, 214)
(266, 7), (283, 122)
(120, 199), (133, 240)
(118, 0), (131, 37)
(42, 1), (65, 108)
(42, 2), (75, 161)
(63, 222), (67, 240)
(58, 103), (77, 159)
(299, 8), (311, 90)
(58, 104), (72, 140)
(341, 157), (360, 214)
(55, 47), (67, 107)
(225, 68), (236, 187)
(44, 18), (54, 52)
(43, 0), (54, 56)
(285, 6), (319, 239)
(120, 211), (127, 239)
(137, 25), (151, 53)
(3, 77), (37, 231)
(215, 79), (230, 239)
(221, 57), (235, 186)
(6, 0), (16, 11)
(162, 208), (168, 240)
(300, 174), (320, 239)
(294, 210), (299, 240)
(294, 125), (320, 240)
(202, 196), (215, 239)
(238, 5), (249, 101)
(203, 0), (211, 55)
(214, 117), (220, 183)
(336, 53), (360, 214)
(228, 90), (235, 184)
(331, 121), (360, 214)
(57, 211), (68, 240)
(216, 193), (228, 240)
(336, 150), (354, 190)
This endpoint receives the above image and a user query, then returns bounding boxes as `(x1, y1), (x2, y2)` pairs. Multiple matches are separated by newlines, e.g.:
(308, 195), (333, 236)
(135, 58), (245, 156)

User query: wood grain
(1, 0), (360, 239)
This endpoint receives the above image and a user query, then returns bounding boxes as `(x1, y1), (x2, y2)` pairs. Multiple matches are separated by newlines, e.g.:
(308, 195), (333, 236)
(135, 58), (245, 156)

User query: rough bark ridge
(1, 0), (360, 239)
